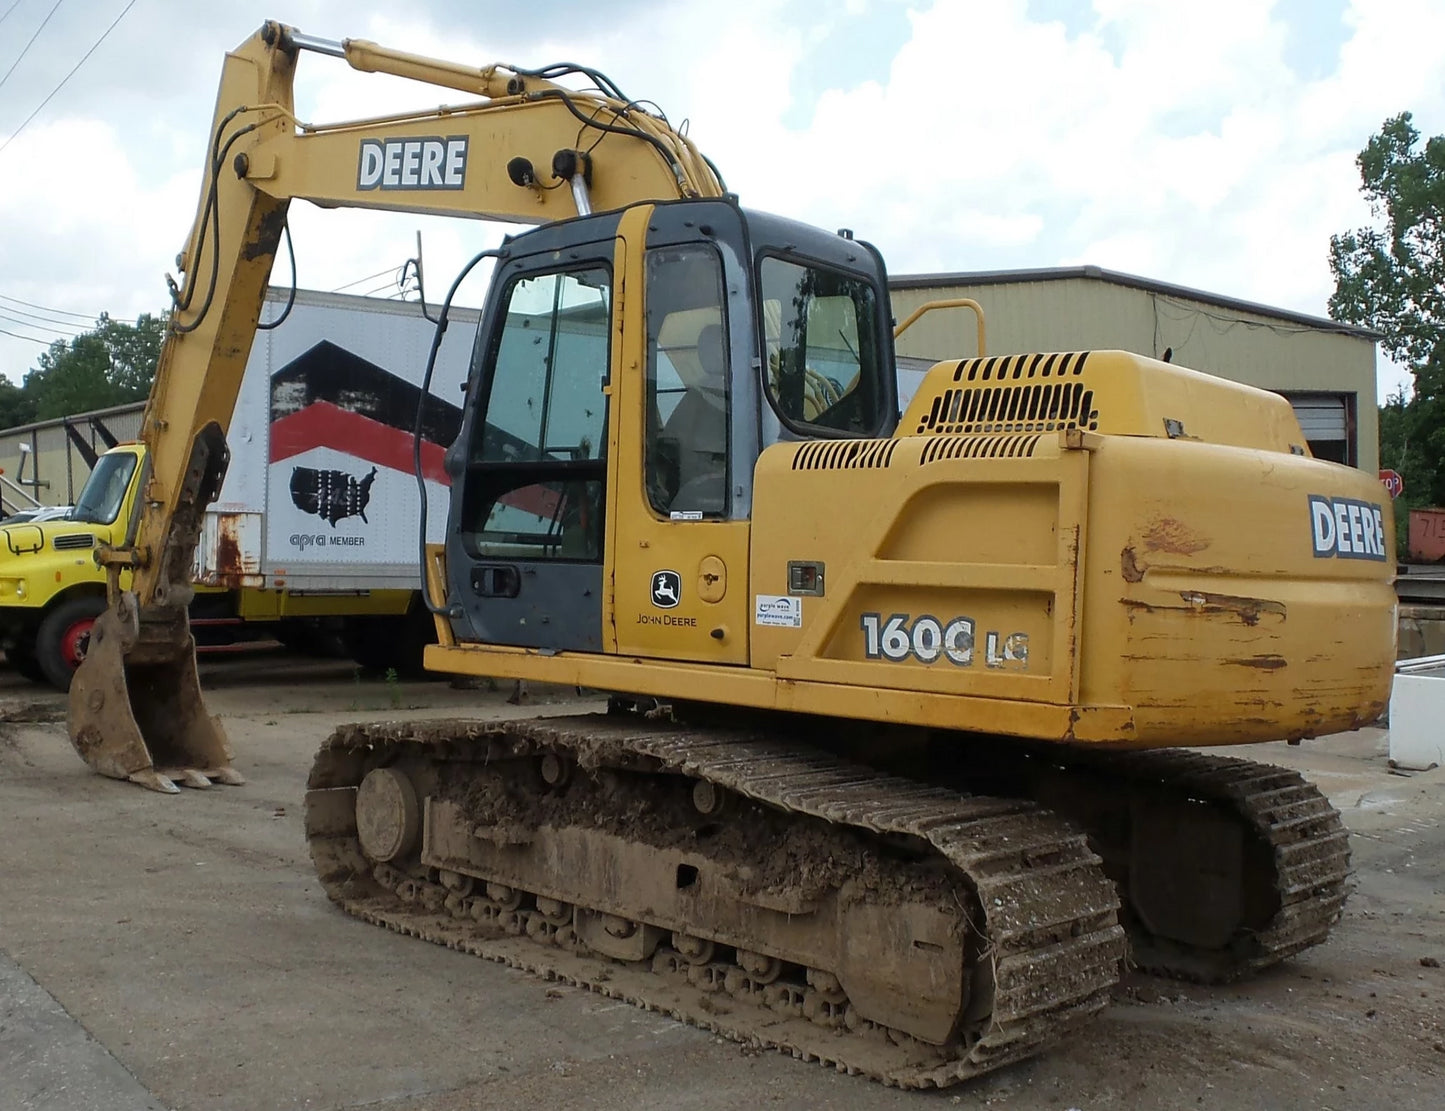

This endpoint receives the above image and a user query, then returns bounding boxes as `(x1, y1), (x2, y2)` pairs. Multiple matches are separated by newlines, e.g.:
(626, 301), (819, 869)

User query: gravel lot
(1, 651), (1441, 1110)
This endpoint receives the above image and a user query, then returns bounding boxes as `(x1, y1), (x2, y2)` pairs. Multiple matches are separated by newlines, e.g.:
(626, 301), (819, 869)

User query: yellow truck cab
(0, 443), (142, 688)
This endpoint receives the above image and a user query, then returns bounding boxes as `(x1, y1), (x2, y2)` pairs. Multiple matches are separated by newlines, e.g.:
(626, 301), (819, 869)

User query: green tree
(21, 312), (165, 421)
(1330, 113), (1445, 525)
(0, 378), (38, 430)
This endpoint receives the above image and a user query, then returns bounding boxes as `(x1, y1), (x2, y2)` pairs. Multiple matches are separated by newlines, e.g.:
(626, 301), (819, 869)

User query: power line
(0, 0), (25, 29)
(356, 279), (403, 299)
(0, 292), (96, 322)
(330, 266), (401, 293)
(0, 0), (136, 157)
(0, 324), (63, 345)
(0, 0), (64, 95)
(0, 309), (84, 336)
(0, 299), (92, 331)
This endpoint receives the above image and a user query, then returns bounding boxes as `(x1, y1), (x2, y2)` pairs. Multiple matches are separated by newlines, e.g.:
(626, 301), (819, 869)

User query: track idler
(67, 590), (243, 794)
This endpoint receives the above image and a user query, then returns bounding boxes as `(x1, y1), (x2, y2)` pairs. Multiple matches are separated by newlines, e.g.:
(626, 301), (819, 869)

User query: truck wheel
(346, 601), (437, 678)
(345, 615), (407, 674)
(7, 639), (47, 684)
(36, 596), (107, 692)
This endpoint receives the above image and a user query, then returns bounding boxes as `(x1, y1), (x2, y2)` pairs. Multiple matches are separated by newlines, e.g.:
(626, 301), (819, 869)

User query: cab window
(462, 265), (610, 561)
(759, 256), (884, 436)
(644, 245), (729, 518)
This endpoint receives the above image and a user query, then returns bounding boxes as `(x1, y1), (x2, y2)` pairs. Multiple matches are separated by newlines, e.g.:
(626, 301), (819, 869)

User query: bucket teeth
(68, 592), (242, 793)
(127, 769), (181, 794)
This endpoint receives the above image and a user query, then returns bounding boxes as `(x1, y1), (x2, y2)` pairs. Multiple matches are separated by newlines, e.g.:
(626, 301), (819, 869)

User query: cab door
(608, 209), (752, 664)
(445, 242), (615, 652)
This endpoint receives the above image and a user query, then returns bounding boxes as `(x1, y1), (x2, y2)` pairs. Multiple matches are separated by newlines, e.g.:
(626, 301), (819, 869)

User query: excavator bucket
(68, 591), (243, 794)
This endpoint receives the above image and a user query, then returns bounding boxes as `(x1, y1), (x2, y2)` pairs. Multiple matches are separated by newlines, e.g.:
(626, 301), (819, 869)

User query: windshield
(72, 451), (138, 525)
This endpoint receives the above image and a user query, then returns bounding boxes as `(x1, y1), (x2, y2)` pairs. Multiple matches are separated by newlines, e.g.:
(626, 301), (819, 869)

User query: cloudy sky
(0, 0), (1441, 398)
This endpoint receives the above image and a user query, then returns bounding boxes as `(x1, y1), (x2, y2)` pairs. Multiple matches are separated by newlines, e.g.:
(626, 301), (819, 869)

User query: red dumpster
(1408, 508), (1445, 562)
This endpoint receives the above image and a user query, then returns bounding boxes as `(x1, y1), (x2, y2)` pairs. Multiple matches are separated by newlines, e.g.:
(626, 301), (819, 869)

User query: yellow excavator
(68, 22), (1396, 1087)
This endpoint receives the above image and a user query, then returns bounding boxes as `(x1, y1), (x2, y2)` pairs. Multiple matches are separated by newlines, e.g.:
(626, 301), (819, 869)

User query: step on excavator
(67, 21), (1397, 1086)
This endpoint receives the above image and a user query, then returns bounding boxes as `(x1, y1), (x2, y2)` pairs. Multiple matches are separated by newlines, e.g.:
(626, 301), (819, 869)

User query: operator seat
(658, 323), (728, 515)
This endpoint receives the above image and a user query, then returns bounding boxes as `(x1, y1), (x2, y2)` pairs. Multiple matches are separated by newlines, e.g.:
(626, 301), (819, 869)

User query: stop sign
(1380, 469), (1404, 499)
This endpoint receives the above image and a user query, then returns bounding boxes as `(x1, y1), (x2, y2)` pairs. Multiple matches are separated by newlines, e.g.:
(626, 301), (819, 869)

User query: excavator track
(1078, 747), (1351, 981)
(304, 714), (1126, 1088)
(950, 741), (1352, 983)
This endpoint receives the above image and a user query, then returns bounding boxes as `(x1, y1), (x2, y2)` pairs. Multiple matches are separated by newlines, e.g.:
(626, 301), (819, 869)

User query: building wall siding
(0, 405), (144, 509)
(890, 277), (1379, 472)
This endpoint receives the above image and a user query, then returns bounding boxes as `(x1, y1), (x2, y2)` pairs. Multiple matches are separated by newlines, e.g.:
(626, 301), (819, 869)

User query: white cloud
(0, 0), (1441, 403)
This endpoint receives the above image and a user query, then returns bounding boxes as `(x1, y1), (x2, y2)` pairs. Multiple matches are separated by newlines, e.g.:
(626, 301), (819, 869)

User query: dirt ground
(0, 651), (1441, 1111)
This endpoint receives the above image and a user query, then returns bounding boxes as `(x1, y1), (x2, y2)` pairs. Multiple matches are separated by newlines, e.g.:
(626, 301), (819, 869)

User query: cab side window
(645, 246), (729, 518)
(759, 256), (884, 436)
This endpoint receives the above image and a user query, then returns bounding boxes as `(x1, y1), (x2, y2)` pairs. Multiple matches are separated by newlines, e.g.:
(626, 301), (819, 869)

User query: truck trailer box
(197, 288), (478, 594)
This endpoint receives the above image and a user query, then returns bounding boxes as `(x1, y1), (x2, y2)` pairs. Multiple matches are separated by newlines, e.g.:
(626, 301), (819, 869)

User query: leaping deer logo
(651, 570), (681, 609)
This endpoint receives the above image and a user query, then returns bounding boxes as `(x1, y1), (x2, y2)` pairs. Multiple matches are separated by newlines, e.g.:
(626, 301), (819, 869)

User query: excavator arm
(67, 20), (724, 792)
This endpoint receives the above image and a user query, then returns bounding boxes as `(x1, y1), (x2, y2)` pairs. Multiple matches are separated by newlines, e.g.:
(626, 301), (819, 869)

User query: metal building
(890, 266), (1380, 472)
(0, 402), (143, 514)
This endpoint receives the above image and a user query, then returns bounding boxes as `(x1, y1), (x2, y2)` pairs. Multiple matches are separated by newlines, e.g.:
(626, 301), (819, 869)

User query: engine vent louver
(914, 353), (1098, 436)
(920, 434), (1043, 464)
(791, 438), (899, 471)
(954, 351), (1089, 384)
(51, 533), (95, 551)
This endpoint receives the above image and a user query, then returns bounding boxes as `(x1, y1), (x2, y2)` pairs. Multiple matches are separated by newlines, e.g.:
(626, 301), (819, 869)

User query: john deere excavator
(68, 22), (1397, 1087)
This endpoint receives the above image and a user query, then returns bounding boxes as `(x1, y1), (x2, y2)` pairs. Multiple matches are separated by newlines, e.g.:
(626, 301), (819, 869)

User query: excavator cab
(442, 199), (897, 663)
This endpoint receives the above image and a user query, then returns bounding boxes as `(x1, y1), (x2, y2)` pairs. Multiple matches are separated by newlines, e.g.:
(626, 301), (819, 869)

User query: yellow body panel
(436, 350), (1395, 749)
(1079, 434), (1395, 743)
(0, 520), (130, 607)
(899, 349), (1307, 453)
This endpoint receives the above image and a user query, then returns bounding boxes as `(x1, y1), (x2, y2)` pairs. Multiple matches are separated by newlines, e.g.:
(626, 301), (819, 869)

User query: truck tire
(7, 639), (47, 684)
(345, 617), (403, 674)
(346, 598), (437, 678)
(36, 595), (107, 692)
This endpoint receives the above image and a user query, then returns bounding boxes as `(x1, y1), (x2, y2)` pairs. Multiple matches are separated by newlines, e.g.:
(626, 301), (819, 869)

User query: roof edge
(888, 264), (1384, 340)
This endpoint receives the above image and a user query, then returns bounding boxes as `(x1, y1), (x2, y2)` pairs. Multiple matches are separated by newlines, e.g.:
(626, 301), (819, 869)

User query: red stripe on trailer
(270, 402), (451, 485)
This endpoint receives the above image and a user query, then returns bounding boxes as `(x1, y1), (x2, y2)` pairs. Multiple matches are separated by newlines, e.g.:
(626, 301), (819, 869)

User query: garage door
(1287, 394), (1349, 440)
(1281, 392), (1354, 465)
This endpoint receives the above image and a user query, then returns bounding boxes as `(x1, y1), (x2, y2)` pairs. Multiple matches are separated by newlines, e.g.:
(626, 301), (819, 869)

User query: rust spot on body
(1143, 518), (1210, 555)
(1120, 546), (1145, 583)
(1186, 591), (1286, 625)
(206, 512), (259, 589)
(242, 205), (288, 261)
(1121, 592), (1286, 626)
(215, 516), (244, 578)
(1226, 654), (1288, 671)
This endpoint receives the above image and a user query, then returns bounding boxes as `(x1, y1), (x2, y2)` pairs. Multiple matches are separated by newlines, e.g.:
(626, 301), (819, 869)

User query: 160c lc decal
(860, 613), (1029, 669)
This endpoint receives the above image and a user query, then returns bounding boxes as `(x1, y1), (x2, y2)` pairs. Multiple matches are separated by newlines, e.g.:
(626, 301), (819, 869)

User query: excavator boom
(68, 21), (724, 791)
